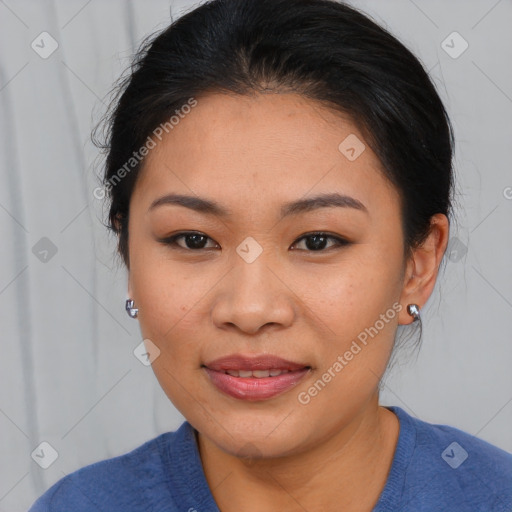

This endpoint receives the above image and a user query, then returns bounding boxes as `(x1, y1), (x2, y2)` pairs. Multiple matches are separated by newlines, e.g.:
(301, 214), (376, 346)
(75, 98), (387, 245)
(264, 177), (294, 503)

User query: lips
(202, 354), (311, 401)
(204, 354), (309, 372)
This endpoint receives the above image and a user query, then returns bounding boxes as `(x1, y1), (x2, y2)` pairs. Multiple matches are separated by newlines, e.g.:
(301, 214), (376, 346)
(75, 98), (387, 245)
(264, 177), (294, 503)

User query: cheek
(296, 248), (403, 404)
(299, 251), (401, 339)
(128, 240), (203, 353)
(292, 263), (400, 423)
(129, 252), (210, 414)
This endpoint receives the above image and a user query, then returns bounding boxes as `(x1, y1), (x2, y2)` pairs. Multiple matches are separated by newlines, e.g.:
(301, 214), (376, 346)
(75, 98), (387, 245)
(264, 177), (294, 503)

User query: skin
(125, 91), (449, 511)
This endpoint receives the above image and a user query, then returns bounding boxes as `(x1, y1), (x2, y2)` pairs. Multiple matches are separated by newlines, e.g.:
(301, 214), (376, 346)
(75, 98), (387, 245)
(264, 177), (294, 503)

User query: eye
(159, 231), (350, 252)
(290, 232), (350, 252)
(159, 231), (219, 250)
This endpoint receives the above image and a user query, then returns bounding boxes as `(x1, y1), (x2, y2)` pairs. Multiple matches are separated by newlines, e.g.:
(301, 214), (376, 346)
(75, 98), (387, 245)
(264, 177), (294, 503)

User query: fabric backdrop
(1, 1), (511, 510)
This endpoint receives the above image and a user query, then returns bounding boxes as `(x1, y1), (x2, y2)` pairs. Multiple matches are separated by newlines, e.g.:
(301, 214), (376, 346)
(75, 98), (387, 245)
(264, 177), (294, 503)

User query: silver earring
(407, 303), (420, 322)
(126, 299), (138, 318)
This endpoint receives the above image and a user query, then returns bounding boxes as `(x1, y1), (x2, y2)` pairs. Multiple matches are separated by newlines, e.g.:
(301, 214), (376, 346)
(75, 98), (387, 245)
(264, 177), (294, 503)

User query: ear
(127, 272), (133, 299)
(113, 213), (123, 234)
(398, 213), (450, 325)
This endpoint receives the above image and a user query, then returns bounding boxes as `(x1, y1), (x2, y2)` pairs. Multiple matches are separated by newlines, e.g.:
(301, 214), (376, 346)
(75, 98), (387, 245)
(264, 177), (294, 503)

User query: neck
(196, 394), (400, 512)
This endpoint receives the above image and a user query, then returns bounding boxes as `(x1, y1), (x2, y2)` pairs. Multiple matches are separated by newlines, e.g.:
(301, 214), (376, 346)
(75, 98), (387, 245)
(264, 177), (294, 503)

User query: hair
(93, 0), (458, 360)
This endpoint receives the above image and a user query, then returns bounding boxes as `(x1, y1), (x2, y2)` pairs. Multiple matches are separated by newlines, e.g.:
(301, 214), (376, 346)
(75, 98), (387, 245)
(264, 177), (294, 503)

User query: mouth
(209, 368), (299, 378)
(202, 354), (311, 401)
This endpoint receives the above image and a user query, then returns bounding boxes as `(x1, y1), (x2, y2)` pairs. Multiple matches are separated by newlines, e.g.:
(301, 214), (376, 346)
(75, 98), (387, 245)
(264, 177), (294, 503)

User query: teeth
(252, 370), (270, 378)
(223, 369), (291, 378)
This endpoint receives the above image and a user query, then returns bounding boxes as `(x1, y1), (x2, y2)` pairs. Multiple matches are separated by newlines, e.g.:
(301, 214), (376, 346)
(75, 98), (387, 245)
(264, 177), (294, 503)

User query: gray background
(0, 0), (511, 510)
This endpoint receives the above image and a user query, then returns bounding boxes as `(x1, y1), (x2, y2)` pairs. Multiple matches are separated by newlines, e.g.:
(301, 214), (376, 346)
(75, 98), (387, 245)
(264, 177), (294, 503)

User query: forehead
(132, 92), (400, 219)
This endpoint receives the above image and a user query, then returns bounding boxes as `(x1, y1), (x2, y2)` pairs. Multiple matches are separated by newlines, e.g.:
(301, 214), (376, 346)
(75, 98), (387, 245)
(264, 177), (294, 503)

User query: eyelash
(158, 231), (350, 253)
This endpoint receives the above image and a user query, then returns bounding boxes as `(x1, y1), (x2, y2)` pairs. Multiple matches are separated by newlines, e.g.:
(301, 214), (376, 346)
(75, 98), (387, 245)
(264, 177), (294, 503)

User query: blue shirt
(28, 406), (512, 511)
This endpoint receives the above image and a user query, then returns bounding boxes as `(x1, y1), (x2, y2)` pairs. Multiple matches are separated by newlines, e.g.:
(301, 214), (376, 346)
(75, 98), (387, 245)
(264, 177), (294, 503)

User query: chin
(194, 409), (311, 458)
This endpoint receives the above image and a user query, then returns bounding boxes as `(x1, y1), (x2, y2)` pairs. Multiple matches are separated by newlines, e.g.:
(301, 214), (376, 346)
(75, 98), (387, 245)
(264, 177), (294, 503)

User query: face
(127, 92), (409, 458)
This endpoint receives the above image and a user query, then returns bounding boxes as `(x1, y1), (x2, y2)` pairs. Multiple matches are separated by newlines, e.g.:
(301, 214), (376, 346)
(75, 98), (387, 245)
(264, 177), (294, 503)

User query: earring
(125, 299), (138, 318)
(407, 303), (420, 322)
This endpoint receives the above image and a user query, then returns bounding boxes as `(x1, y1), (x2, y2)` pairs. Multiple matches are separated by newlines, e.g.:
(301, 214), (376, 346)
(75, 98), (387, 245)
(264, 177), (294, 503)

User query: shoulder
(389, 406), (512, 512)
(28, 423), (190, 512)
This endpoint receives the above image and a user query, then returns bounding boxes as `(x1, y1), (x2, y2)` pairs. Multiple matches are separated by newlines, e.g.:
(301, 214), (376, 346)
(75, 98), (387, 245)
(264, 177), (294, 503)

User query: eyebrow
(148, 192), (369, 218)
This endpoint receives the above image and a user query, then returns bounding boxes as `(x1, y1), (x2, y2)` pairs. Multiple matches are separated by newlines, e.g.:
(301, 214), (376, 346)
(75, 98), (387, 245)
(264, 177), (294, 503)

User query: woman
(29, 0), (512, 510)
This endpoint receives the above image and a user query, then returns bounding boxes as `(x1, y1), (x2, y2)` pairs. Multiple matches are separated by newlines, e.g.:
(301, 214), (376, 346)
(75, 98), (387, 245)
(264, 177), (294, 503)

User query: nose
(211, 251), (296, 336)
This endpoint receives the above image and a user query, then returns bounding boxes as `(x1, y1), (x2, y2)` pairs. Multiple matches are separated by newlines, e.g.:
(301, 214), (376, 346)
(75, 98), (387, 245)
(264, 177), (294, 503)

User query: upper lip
(204, 354), (310, 371)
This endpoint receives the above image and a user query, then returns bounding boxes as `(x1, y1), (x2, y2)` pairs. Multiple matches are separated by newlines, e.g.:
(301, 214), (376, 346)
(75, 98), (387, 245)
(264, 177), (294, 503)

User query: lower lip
(203, 367), (310, 401)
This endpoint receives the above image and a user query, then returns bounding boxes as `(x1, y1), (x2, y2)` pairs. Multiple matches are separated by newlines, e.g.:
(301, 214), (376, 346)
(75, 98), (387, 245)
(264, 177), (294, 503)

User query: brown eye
(291, 233), (350, 252)
(159, 232), (218, 250)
